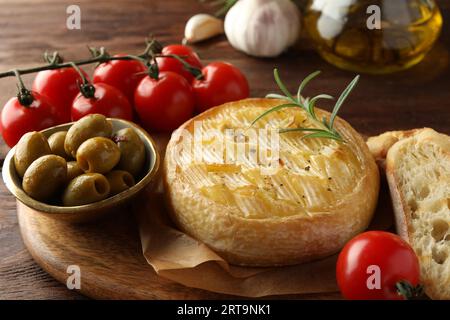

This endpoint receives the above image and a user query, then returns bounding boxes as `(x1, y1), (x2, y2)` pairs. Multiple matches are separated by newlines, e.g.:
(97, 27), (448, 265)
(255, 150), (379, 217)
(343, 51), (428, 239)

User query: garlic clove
(184, 14), (224, 44)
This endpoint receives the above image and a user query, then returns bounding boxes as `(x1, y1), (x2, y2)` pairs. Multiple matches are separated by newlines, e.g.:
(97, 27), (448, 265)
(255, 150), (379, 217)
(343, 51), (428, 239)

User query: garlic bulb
(184, 14), (224, 44)
(224, 0), (301, 57)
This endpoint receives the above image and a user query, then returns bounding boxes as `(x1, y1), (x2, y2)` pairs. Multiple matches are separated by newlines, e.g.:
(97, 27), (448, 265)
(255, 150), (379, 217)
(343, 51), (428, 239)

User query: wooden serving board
(17, 200), (227, 300)
(18, 133), (367, 300)
(17, 200), (346, 300)
(17, 177), (394, 300)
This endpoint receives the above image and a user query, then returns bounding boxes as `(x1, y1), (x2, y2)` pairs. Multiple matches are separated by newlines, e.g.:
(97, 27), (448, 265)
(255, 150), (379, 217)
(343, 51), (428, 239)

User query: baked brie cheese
(164, 98), (379, 266)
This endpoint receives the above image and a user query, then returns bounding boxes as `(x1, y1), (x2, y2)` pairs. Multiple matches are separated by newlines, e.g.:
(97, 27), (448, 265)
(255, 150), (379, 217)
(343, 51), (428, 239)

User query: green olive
(105, 170), (135, 196)
(114, 128), (145, 177)
(22, 155), (67, 201)
(67, 161), (83, 182)
(48, 131), (71, 160)
(14, 131), (51, 178)
(65, 114), (113, 158)
(76, 137), (120, 174)
(62, 173), (110, 206)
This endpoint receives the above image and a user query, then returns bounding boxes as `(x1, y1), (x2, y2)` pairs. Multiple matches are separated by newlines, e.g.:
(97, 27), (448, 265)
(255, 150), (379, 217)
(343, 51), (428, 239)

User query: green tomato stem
(13, 69), (34, 107)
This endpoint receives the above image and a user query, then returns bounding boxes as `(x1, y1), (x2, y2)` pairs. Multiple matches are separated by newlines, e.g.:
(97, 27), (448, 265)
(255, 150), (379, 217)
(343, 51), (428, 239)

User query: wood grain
(0, 0), (449, 299)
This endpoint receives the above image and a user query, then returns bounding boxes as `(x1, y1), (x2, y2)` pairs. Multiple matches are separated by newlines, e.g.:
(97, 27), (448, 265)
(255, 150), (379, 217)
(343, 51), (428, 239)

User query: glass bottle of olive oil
(304, 0), (443, 74)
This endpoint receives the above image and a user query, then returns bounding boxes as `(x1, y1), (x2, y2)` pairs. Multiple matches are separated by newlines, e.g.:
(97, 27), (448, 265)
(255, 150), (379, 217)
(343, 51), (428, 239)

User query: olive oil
(304, 0), (443, 74)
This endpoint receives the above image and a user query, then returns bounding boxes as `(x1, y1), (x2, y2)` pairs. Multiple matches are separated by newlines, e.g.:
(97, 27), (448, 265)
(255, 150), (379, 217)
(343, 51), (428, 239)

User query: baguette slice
(367, 129), (426, 168)
(385, 128), (450, 299)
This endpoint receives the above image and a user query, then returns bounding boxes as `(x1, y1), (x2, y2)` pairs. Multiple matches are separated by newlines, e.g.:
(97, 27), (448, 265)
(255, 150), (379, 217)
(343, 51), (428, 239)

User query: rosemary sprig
(252, 69), (360, 142)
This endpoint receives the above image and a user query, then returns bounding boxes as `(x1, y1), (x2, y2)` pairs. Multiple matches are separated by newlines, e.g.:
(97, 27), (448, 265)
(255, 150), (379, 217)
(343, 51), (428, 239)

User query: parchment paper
(135, 176), (392, 297)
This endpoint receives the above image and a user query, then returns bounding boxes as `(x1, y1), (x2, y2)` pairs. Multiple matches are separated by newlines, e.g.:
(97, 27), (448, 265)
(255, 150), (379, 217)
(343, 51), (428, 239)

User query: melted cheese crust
(164, 99), (379, 266)
(172, 101), (364, 219)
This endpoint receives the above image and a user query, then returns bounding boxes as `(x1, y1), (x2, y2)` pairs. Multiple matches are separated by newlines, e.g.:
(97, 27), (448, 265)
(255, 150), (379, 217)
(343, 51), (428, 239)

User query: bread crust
(164, 98), (380, 266)
(386, 129), (450, 299)
(367, 129), (427, 168)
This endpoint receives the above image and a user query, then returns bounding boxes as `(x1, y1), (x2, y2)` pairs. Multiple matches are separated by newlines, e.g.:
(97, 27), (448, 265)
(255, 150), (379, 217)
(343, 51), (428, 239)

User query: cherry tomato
(71, 83), (133, 121)
(134, 71), (195, 132)
(157, 45), (203, 82)
(0, 92), (60, 147)
(32, 67), (89, 123)
(192, 62), (249, 113)
(92, 55), (147, 105)
(336, 231), (421, 300)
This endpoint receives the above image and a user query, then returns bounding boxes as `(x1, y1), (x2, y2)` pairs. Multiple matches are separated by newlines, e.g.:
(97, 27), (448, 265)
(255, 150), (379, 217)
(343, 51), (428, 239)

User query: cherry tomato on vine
(0, 92), (60, 147)
(32, 67), (89, 123)
(134, 71), (195, 132)
(157, 45), (203, 82)
(71, 83), (133, 121)
(93, 54), (147, 105)
(192, 62), (249, 113)
(336, 231), (421, 300)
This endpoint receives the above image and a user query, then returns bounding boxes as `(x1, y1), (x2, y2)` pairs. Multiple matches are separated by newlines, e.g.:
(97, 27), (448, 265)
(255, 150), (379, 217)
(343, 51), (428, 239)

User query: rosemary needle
(252, 69), (360, 142)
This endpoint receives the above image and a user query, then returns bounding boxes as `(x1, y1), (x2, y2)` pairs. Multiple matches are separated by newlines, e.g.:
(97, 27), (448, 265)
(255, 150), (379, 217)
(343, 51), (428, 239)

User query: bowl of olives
(2, 114), (160, 223)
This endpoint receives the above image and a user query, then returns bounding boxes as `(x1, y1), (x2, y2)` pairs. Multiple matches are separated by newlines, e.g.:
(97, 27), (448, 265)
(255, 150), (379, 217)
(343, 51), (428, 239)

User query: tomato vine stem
(0, 40), (200, 80)
(0, 39), (203, 106)
(13, 69), (34, 107)
(0, 53), (148, 79)
(396, 280), (425, 300)
(69, 62), (96, 99)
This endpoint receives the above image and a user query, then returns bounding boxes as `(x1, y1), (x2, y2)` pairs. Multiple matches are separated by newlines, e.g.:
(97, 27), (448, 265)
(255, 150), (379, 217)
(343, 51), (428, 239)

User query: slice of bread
(367, 129), (426, 168)
(385, 128), (450, 300)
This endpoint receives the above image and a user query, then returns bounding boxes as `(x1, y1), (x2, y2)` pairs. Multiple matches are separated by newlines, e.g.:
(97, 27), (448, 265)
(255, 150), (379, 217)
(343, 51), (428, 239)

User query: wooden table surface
(0, 0), (449, 300)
